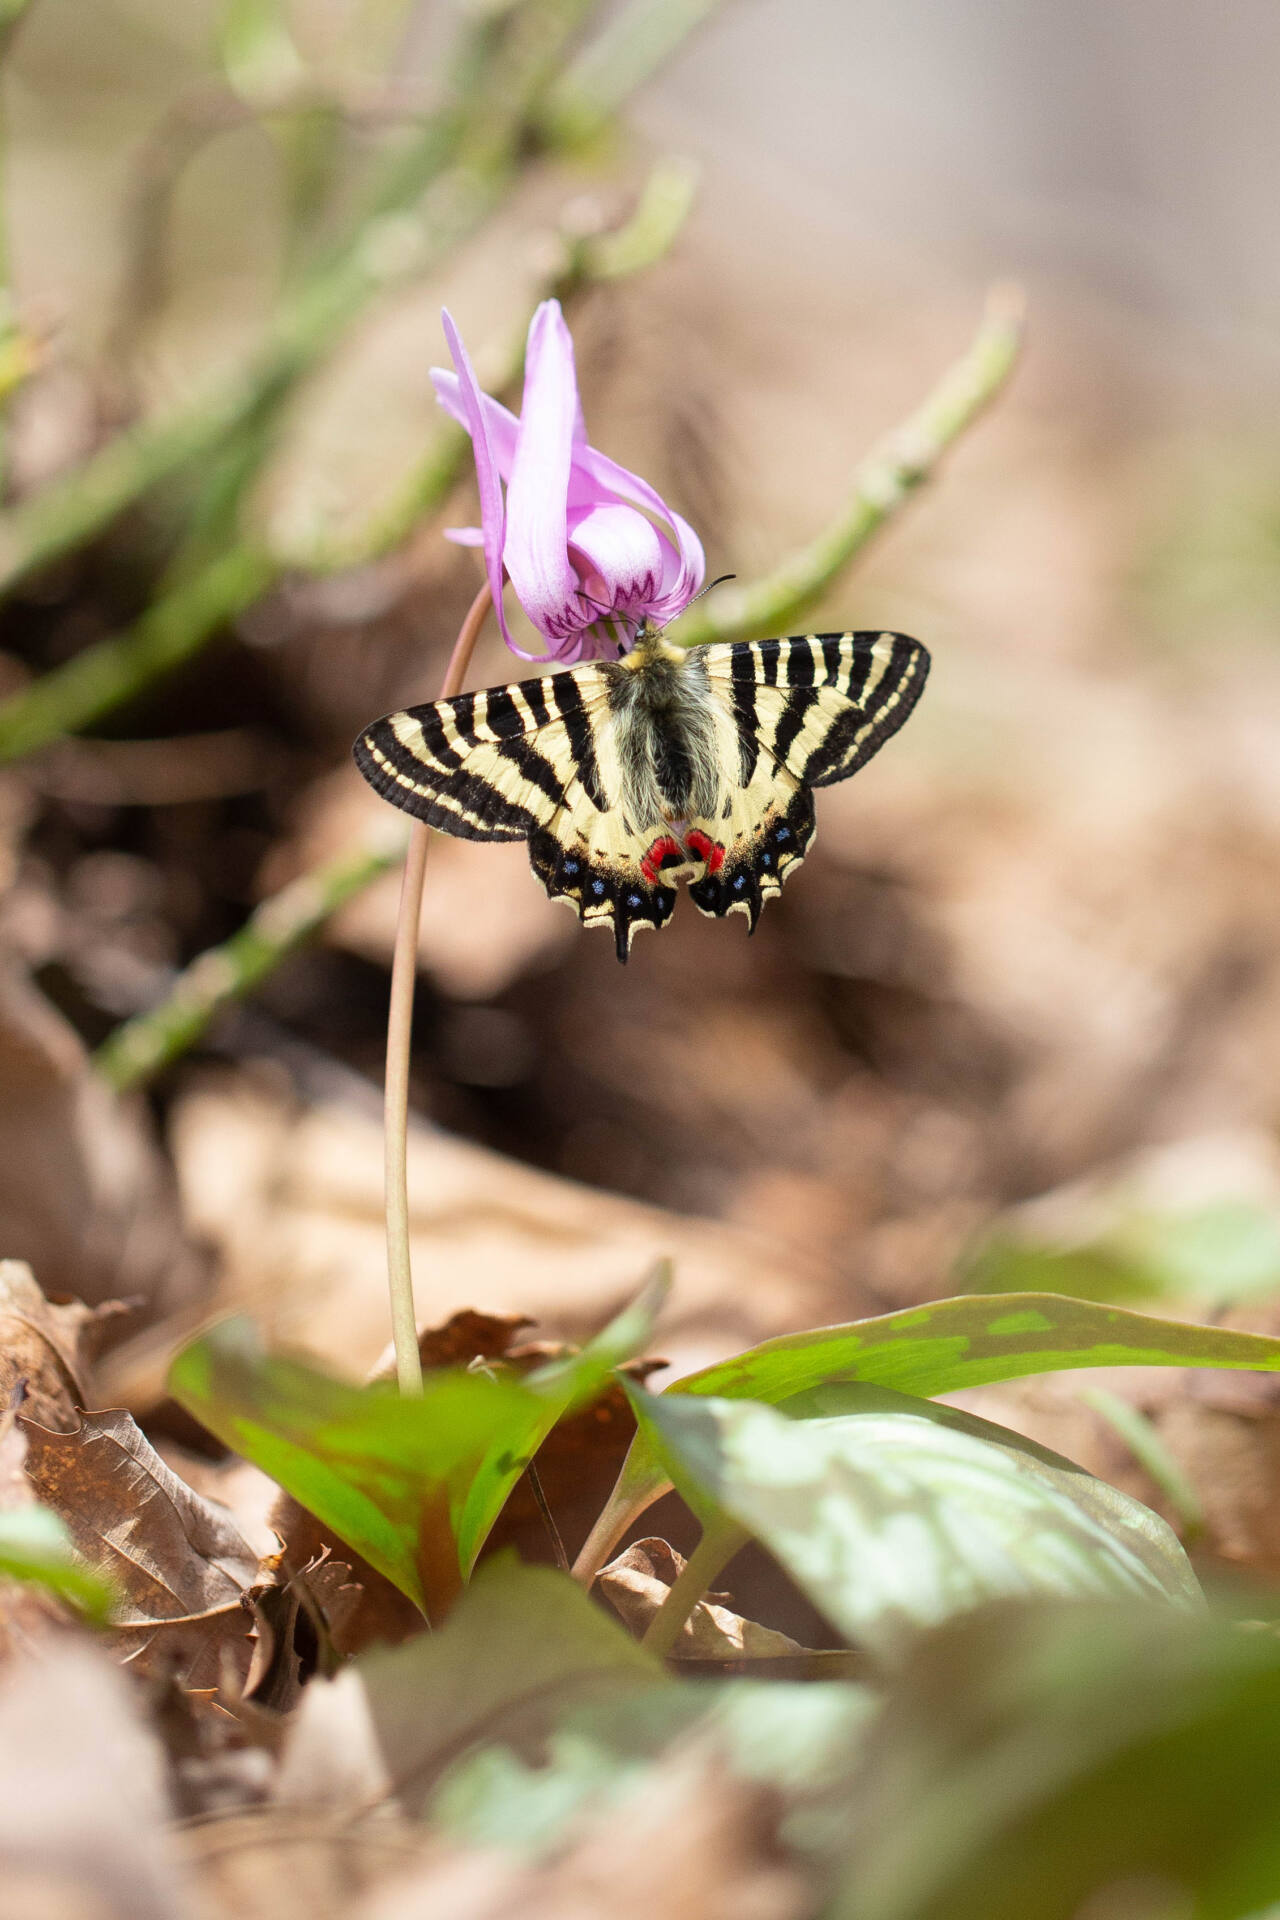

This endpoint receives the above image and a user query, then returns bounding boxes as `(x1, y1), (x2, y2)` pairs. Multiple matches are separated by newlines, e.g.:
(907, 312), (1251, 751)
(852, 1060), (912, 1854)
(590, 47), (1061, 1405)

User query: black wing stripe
(496, 737), (566, 812)
(354, 728), (534, 841)
(804, 637), (930, 788)
(782, 639), (815, 687)
(549, 672), (606, 810)
(730, 647), (761, 783)
(820, 634), (843, 681)
(770, 684), (821, 766)
(519, 675), (552, 729)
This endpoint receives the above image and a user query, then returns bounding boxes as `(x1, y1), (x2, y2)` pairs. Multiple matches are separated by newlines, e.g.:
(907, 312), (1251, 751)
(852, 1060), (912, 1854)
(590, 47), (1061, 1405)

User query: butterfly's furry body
(355, 628), (929, 961)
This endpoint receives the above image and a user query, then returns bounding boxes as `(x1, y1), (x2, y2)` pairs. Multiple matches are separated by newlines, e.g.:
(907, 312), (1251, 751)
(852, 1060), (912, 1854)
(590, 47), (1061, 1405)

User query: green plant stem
(539, 0), (721, 147)
(93, 830), (408, 1091)
(384, 581), (493, 1397)
(0, 545), (276, 763)
(670, 283), (1025, 650)
(638, 1520), (748, 1658)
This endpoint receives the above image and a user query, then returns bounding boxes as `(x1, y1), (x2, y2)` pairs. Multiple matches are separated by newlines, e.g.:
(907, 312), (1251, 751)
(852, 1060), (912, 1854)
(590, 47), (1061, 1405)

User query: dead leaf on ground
(599, 1539), (810, 1662)
(243, 1551), (365, 1710)
(0, 963), (207, 1318)
(0, 1641), (192, 1920)
(0, 1257), (119, 1432)
(0, 1408), (75, 1662)
(356, 1751), (811, 1920)
(21, 1406), (258, 1686)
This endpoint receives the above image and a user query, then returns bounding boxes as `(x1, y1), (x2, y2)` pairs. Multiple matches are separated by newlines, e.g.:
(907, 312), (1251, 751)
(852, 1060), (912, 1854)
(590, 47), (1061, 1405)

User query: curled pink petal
(567, 504), (665, 619)
(440, 310), (518, 652)
(504, 302), (586, 644)
(647, 509), (707, 624)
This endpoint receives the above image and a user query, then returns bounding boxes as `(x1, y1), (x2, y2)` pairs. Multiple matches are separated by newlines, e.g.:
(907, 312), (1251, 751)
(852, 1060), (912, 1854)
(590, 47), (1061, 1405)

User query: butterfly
(354, 626), (929, 961)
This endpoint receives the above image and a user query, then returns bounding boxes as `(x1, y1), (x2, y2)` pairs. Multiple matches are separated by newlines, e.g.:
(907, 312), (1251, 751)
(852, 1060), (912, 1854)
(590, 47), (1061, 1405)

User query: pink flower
(432, 300), (705, 663)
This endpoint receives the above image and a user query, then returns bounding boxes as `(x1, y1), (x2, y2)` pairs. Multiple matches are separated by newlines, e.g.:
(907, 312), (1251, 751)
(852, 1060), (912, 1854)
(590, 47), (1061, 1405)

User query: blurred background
(3, 0), (1280, 1546)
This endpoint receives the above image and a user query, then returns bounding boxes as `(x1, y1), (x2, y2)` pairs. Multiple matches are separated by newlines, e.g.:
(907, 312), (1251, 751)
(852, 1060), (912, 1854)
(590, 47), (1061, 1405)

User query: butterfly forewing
(353, 628), (928, 961)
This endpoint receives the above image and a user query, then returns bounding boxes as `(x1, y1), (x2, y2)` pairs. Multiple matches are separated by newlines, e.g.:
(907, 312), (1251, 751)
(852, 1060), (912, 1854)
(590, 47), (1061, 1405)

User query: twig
(669, 284), (1025, 649)
(384, 582), (492, 1396)
(0, 149), (696, 767)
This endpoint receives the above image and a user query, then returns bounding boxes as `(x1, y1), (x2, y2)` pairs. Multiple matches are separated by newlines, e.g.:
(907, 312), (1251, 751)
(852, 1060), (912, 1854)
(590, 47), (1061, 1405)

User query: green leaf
(581, 1292), (1280, 1571)
(0, 1505), (115, 1625)
(832, 1599), (1280, 1920)
(433, 1676), (877, 1860)
(169, 1272), (664, 1617)
(277, 1559), (667, 1815)
(964, 1198), (1280, 1309)
(629, 1383), (1201, 1661)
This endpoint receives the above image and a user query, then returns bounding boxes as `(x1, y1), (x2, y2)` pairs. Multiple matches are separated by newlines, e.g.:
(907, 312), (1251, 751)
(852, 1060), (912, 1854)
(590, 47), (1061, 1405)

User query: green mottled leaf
(277, 1559), (666, 1814)
(629, 1383), (1201, 1660)
(433, 1676), (876, 1859)
(582, 1292), (1280, 1568)
(0, 1505), (115, 1624)
(169, 1272), (664, 1617)
(832, 1599), (1280, 1920)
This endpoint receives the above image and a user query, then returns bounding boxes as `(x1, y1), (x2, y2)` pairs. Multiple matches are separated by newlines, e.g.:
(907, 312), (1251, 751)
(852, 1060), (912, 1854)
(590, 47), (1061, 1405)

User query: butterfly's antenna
(652, 573), (737, 638)
(690, 572), (736, 607)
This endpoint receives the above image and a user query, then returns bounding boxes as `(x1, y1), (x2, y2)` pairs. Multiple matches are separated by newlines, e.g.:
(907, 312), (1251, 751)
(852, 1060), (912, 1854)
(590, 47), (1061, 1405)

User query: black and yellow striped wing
(353, 666), (683, 957)
(682, 630), (929, 929)
(353, 628), (928, 961)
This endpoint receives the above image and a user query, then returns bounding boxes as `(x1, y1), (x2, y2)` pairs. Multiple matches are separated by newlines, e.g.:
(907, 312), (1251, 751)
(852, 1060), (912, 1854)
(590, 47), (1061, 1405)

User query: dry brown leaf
(356, 1751), (811, 1920)
(243, 1551), (366, 1710)
(21, 1406), (258, 1686)
(0, 1407), (75, 1662)
(118, 1071), (828, 1394)
(0, 1257), (116, 1432)
(0, 1641), (193, 1920)
(599, 1539), (809, 1661)
(0, 964), (207, 1319)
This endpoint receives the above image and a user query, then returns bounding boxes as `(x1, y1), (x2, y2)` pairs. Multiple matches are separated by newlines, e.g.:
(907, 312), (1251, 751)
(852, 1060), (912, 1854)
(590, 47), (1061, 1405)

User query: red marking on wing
(685, 829), (725, 875)
(641, 834), (682, 885)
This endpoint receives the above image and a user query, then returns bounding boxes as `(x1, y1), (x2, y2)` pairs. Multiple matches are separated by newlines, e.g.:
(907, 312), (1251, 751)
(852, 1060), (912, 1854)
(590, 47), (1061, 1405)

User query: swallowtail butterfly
(354, 627), (929, 961)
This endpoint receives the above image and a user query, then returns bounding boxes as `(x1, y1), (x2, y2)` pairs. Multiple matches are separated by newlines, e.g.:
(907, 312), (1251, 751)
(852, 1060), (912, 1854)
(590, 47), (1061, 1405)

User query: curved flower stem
(638, 1519), (748, 1658)
(384, 580), (492, 1397)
